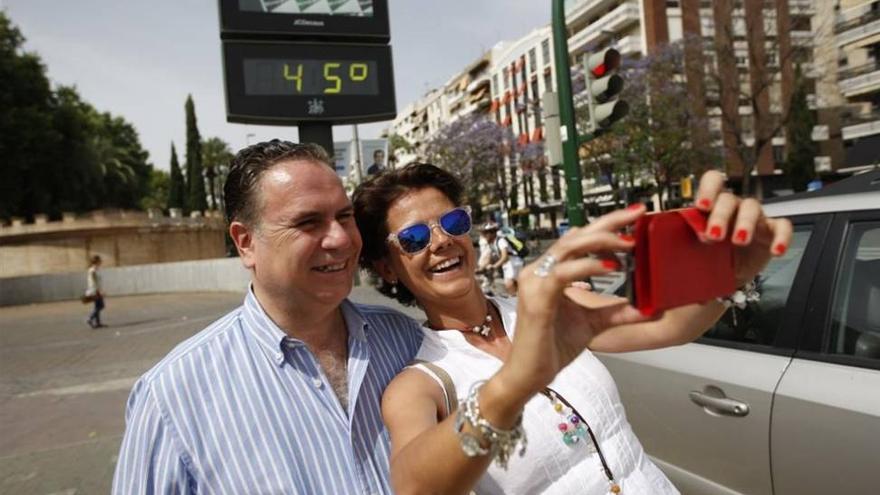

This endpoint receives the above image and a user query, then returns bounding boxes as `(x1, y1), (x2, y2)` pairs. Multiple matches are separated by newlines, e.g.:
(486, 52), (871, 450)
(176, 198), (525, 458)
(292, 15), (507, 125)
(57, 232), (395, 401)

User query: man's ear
(229, 221), (257, 269)
(372, 258), (398, 284)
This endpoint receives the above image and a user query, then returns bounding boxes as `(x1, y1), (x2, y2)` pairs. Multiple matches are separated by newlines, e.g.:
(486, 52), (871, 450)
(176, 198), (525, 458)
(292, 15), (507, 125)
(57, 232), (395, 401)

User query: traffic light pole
(551, 0), (587, 227)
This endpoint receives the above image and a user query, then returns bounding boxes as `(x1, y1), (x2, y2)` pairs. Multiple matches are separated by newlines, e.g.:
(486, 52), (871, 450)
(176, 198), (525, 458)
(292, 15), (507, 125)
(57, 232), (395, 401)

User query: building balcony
(568, 2), (641, 54)
(842, 110), (880, 141)
(790, 30), (813, 47)
(838, 60), (880, 98)
(835, 4), (880, 47)
(614, 34), (642, 56)
(789, 0), (816, 16)
(565, 0), (620, 29)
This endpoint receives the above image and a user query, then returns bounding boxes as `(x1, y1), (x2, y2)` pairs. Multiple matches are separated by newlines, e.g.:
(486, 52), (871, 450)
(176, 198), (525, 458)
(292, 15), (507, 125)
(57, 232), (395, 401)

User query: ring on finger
(534, 254), (558, 278)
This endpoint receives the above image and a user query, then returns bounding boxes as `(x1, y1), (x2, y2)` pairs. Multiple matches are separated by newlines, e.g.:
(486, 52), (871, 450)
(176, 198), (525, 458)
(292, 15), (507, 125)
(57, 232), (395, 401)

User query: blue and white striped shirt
(112, 290), (422, 494)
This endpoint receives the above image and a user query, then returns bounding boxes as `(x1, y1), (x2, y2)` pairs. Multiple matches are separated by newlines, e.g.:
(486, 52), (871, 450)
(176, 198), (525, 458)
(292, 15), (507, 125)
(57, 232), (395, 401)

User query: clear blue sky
(3, 0), (550, 170)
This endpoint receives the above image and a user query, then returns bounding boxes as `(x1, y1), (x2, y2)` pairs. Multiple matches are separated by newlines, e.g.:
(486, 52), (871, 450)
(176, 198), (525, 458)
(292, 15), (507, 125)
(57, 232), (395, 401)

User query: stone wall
(0, 210), (227, 278)
(0, 257), (251, 307)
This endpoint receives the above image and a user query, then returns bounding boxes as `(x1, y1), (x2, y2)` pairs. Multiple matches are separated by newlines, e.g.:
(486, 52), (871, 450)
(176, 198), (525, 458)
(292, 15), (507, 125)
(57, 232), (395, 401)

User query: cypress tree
(168, 143), (186, 210)
(185, 95), (207, 213)
(784, 65), (818, 192)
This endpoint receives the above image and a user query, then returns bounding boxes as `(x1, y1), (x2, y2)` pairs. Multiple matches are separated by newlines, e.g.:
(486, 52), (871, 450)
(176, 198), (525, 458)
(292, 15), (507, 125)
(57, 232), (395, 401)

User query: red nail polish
(618, 234), (635, 243)
(698, 198), (712, 209)
(735, 229), (748, 243)
(601, 259), (619, 270)
(626, 203), (643, 211)
(774, 243), (788, 255)
(709, 225), (723, 239)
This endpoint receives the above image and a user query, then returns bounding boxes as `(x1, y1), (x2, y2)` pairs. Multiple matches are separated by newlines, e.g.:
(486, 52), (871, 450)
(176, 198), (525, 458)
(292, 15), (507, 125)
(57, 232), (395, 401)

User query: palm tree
(201, 137), (234, 211)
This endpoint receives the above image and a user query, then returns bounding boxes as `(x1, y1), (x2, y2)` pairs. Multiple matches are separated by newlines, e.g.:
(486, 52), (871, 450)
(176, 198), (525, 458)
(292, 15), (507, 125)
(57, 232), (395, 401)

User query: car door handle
(689, 390), (750, 417)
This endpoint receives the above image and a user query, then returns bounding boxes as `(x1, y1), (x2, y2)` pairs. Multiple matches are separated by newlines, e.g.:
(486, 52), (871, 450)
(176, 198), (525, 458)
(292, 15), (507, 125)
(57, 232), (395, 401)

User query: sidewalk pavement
(0, 287), (422, 495)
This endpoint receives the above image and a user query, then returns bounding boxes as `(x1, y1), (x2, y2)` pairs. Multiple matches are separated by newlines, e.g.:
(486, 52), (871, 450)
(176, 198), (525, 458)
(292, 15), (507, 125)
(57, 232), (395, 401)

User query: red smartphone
(624, 208), (736, 316)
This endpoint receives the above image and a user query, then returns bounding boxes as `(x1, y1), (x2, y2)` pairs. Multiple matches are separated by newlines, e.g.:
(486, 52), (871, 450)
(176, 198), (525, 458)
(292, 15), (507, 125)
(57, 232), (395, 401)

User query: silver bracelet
(454, 380), (527, 469)
(717, 281), (760, 325)
(717, 281), (760, 310)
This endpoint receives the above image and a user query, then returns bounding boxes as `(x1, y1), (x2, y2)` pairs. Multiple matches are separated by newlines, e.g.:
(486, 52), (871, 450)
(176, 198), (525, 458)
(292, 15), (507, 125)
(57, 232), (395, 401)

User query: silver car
(597, 170), (880, 494)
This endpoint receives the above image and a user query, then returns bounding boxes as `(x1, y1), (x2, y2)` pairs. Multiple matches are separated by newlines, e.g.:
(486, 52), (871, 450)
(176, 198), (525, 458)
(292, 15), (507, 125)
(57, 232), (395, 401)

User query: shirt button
(312, 378), (323, 388)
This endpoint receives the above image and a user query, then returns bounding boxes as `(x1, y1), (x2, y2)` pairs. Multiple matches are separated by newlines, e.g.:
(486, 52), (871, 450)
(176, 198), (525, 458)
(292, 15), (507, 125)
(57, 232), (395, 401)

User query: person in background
(352, 163), (792, 494)
(85, 254), (105, 328)
(367, 149), (386, 175)
(476, 222), (501, 295)
(484, 224), (524, 296)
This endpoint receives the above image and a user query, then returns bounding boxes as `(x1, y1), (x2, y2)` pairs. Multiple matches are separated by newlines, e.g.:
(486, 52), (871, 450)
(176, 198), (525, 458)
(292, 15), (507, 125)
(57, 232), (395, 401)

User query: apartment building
(387, 50), (498, 166)
(835, 0), (880, 168)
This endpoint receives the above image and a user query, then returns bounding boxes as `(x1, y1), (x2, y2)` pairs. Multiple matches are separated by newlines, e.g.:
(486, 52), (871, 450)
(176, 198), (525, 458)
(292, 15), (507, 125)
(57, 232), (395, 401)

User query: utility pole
(551, 0), (586, 227)
(352, 124), (364, 182)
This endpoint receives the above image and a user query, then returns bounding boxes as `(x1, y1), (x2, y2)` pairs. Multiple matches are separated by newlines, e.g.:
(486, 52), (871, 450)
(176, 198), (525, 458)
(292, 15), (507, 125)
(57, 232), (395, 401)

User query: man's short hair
(224, 140), (332, 227)
(373, 149), (384, 160)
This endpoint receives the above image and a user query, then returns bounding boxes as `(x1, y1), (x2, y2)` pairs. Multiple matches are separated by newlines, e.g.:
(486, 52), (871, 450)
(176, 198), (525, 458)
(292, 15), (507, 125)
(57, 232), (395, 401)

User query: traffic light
(582, 48), (628, 134)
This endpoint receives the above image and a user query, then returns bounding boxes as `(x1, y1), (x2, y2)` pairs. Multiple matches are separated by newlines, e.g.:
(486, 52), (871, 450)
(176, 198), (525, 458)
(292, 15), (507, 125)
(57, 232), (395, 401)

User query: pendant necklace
(470, 312), (493, 337)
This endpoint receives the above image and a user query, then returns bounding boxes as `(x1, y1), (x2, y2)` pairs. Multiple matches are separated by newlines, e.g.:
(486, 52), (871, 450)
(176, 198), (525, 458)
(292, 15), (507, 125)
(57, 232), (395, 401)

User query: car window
(702, 226), (813, 346)
(828, 222), (880, 361)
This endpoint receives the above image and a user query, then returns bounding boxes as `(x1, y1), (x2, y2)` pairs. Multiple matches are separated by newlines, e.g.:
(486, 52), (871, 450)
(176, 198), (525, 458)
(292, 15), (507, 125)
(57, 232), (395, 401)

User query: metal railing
(841, 109), (880, 128)
(838, 60), (880, 81)
(834, 5), (880, 34)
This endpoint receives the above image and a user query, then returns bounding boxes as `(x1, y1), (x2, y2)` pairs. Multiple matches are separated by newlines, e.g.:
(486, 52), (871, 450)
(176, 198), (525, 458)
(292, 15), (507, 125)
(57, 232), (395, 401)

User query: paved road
(0, 288), (424, 495)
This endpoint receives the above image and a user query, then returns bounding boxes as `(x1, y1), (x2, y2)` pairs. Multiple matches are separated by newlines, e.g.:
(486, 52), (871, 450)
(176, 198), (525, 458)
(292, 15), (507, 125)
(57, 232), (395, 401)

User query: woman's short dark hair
(352, 163), (464, 306)
(224, 140), (332, 227)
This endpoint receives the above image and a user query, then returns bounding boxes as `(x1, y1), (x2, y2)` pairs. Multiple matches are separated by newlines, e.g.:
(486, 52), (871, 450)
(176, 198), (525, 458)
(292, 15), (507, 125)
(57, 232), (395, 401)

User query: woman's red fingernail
(626, 203), (643, 211)
(735, 229), (748, 243)
(601, 259), (619, 270)
(709, 225), (723, 239)
(774, 243), (788, 255)
(698, 198), (712, 209)
(618, 234), (635, 243)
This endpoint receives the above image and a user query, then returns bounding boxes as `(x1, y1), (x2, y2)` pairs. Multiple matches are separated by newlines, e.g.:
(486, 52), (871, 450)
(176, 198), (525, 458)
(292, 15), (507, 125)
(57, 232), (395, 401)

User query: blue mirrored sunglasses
(386, 206), (473, 254)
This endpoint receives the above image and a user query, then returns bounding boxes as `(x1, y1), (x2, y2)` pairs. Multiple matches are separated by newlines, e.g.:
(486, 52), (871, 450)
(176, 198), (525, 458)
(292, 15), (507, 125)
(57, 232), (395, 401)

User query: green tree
(92, 112), (153, 209)
(0, 11), (58, 220)
(425, 115), (513, 220)
(387, 133), (413, 167)
(0, 12), (155, 220)
(184, 95), (207, 213)
(168, 143), (186, 210)
(201, 137), (234, 211)
(141, 169), (170, 211)
(784, 65), (817, 193)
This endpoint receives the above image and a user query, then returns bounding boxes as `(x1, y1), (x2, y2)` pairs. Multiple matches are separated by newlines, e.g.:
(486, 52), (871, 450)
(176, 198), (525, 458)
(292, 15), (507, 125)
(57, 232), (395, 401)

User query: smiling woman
(351, 163), (793, 494)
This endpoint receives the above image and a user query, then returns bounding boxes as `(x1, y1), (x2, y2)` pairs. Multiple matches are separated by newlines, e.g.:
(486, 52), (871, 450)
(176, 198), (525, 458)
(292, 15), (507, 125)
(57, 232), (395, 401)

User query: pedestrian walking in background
(85, 255), (105, 328)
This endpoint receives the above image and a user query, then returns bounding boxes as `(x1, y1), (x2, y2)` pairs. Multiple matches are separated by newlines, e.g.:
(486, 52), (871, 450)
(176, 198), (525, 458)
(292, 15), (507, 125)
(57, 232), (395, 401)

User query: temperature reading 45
(243, 59), (379, 96)
(283, 62), (369, 94)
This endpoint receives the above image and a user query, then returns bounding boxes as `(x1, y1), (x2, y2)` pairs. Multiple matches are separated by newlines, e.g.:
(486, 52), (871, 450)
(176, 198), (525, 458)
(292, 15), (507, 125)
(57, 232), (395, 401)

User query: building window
(541, 39), (551, 66)
(529, 48), (537, 74)
(544, 71), (554, 93)
(773, 145), (785, 164)
(791, 15), (811, 32)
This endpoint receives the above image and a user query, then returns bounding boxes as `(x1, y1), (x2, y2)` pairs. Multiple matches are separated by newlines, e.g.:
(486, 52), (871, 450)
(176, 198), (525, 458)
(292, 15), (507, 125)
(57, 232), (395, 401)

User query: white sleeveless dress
(411, 296), (679, 495)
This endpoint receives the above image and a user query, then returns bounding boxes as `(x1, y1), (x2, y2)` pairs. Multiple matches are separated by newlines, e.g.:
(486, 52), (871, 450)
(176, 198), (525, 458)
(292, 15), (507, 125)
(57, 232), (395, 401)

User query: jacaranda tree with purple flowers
(425, 114), (515, 221)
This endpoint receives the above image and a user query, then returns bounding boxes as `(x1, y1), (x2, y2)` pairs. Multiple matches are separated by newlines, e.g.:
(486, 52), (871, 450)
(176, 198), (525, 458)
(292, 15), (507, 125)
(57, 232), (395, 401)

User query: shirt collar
(242, 286), (370, 366)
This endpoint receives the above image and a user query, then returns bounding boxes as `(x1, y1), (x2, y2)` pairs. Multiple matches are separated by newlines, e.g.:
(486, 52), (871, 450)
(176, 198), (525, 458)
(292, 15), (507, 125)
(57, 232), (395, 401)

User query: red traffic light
(587, 48), (621, 79)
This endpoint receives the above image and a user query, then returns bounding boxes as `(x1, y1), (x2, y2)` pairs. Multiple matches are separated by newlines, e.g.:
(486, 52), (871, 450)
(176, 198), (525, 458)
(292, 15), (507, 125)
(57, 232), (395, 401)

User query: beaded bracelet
(454, 380), (527, 469)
